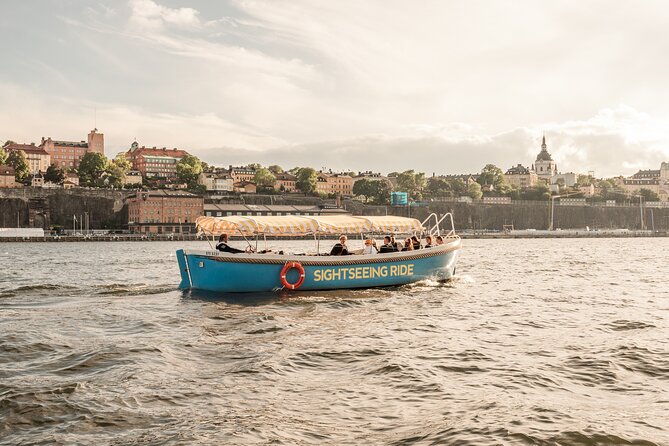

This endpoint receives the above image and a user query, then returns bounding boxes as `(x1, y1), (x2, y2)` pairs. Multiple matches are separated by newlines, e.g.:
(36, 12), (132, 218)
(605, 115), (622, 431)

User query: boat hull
(177, 239), (461, 293)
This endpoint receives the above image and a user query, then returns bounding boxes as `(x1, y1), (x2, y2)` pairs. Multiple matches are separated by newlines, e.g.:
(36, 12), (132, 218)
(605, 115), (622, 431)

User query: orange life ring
(280, 262), (305, 290)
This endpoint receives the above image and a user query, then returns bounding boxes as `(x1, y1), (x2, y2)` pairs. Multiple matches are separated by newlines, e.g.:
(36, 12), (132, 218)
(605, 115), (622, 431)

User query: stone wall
(0, 188), (129, 229)
(349, 201), (669, 231)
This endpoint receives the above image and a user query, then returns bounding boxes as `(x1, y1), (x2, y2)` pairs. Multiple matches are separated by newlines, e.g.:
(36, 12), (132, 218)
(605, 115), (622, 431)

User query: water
(0, 239), (667, 445)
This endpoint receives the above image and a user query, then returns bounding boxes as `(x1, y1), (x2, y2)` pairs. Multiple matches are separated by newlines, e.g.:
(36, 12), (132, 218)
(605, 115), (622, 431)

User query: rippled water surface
(1, 239), (667, 445)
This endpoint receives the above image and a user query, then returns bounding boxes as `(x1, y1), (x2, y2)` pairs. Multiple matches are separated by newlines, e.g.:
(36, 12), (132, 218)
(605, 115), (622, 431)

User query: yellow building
(317, 171), (353, 196)
(4, 143), (51, 174)
(504, 164), (538, 189)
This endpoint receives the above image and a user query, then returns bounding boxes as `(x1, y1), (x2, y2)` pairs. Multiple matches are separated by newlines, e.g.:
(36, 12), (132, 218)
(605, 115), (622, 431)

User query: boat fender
(280, 262), (305, 290)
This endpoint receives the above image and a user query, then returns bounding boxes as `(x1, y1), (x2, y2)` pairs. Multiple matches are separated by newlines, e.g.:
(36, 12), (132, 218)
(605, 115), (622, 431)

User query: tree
(268, 165), (284, 174)
(521, 183), (551, 201)
(113, 153), (132, 172)
(0, 146), (7, 165)
(638, 188), (660, 202)
(478, 164), (510, 194)
(2, 140), (16, 148)
(44, 164), (65, 184)
(467, 182), (482, 200)
(396, 170), (420, 199)
(368, 179), (392, 205)
(254, 167), (276, 189)
(176, 154), (203, 188)
(7, 150), (30, 183)
(450, 178), (467, 195)
(78, 152), (108, 186)
(246, 163), (261, 170)
(352, 179), (374, 202)
(296, 167), (317, 194)
(577, 174), (595, 186)
(595, 179), (627, 203)
(105, 154), (131, 188)
(425, 177), (452, 198)
(395, 170), (427, 200)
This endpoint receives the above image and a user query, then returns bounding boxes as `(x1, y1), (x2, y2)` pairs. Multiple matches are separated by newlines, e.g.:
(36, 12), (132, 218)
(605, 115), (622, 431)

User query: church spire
(541, 134), (546, 149)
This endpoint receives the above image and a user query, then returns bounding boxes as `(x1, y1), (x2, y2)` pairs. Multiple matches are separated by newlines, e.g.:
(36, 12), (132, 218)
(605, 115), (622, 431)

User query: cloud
(1, 78), (667, 177)
(128, 0), (201, 30)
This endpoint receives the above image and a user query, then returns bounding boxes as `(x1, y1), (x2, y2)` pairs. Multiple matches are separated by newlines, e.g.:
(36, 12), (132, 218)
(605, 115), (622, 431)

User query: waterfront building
(578, 184), (595, 197)
(0, 165), (16, 188)
(533, 135), (558, 182)
(65, 172), (80, 187)
(124, 170), (143, 186)
(229, 166), (257, 183)
(30, 172), (45, 187)
(126, 190), (204, 234)
(4, 143), (51, 174)
(123, 142), (190, 179)
(199, 172), (234, 192)
(661, 162), (669, 181)
(482, 196), (512, 204)
(234, 181), (257, 194)
(632, 169), (661, 180)
(616, 176), (664, 197)
(274, 172), (297, 192)
(550, 172), (578, 188)
(352, 171), (390, 184)
(39, 128), (104, 169)
(317, 171), (353, 196)
(504, 164), (538, 189)
(440, 174), (478, 186)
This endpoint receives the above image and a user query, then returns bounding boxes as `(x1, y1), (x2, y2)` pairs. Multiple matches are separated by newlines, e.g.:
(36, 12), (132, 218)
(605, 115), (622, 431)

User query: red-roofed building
(123, 142), (190, 179)
(39, 128), (104, 169)
(4, 143), (51, 174)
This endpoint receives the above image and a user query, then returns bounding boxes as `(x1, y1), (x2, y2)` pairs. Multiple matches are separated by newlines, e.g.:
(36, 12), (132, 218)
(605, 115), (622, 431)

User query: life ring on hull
(280, 262), (305, 290)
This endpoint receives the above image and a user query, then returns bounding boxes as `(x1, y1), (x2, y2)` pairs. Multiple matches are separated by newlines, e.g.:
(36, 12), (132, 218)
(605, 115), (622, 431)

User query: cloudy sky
(2, 0), (669, 176)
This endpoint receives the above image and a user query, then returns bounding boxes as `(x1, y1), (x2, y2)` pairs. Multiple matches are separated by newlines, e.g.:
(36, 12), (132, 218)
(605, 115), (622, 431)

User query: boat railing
(421, 213), (456, 237)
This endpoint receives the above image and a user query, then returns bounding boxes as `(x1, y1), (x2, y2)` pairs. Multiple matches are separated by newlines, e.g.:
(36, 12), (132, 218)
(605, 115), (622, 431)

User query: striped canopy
(361, 216), (424, 234)
(196, 215), (424, 236)
(310, 215), (372, 234)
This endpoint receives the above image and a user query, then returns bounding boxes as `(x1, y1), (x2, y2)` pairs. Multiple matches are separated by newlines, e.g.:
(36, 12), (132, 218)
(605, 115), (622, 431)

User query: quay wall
(346, 201), (669, 231)
(2, 188), (667, 232)
(0, 188), (129, 229)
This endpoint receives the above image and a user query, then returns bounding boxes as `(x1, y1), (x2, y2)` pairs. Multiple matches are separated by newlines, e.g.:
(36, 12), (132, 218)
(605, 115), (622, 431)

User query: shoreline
(0, 230), (666, 242)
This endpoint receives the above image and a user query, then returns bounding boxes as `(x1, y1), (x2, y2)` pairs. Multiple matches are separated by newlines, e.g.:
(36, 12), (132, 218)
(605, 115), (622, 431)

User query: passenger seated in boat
(424, 235), (433, 248)
(378, 236), (397, 253)
(215, 233), (245, 254)
(390, 235), (399, 250)
(435, 235), (444, 245)
(411, 235), (421, 250)
(402, 238), (414, 251)
(362, 237), (378, 254)
(330, 235), (350, 256)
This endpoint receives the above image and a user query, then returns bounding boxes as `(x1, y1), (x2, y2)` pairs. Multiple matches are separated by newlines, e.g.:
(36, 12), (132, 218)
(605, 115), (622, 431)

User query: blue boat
(177, 214), (461, 293)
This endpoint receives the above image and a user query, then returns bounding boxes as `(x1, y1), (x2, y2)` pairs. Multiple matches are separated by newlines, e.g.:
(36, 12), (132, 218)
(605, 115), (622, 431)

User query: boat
(176, 214), (461, 293)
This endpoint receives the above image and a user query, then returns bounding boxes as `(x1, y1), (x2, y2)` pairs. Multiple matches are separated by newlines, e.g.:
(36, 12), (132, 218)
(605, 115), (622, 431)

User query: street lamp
(633, 195), (644, 230)
(549, 192), (582, 230)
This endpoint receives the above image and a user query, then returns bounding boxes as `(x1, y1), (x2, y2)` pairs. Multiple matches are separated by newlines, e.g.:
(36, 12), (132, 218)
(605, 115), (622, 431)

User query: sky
(2, 0), (669, 177)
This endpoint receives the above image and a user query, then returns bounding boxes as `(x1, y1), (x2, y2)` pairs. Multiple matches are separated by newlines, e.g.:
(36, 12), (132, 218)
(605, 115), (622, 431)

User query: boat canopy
(195, 215), (424, 237)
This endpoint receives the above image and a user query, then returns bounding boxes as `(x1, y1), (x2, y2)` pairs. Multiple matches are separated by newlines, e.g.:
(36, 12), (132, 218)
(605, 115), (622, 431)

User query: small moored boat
(177, 214), (461, 293)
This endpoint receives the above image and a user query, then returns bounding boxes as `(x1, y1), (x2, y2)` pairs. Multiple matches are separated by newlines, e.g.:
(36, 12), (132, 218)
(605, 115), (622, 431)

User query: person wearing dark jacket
(378, 236), (397, 253)
(424, 235), (433, 248)
(216, 233), (245, 254)
(411, 235), (421, 250)
(330, 235), (350, 255)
